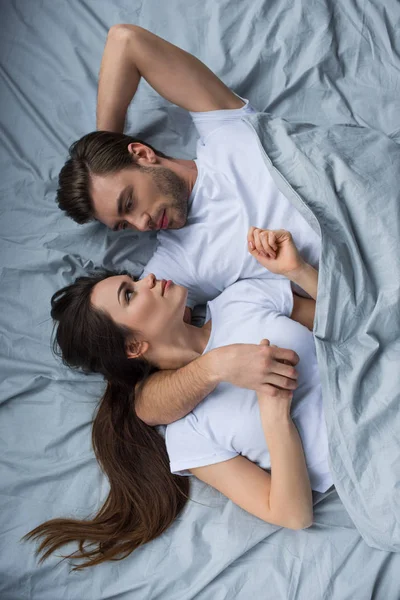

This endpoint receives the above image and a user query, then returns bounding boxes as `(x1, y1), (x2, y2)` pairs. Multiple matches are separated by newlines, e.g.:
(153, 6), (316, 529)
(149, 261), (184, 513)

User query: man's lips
(157, 210), (169, 230)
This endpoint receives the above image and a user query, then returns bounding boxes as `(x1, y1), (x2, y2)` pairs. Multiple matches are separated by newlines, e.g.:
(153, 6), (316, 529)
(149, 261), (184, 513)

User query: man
(57, 24), (321, 425)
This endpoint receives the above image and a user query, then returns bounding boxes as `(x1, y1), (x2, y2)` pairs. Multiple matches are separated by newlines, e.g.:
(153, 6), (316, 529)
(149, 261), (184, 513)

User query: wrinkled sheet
(1, 0), (400, 598)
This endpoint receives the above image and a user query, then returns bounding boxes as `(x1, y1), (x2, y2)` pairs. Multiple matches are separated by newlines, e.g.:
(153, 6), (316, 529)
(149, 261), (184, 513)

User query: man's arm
(135, 343), (300, 426)
(97, 24), (244, 132)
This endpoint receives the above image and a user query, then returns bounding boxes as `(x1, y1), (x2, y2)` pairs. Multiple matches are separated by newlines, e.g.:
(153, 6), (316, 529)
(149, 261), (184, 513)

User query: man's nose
(128, 213), (151, 232)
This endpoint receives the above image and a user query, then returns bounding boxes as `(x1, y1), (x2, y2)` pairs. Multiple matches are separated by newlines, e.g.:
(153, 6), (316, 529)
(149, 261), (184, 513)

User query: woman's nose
(144, 273), (156, 288)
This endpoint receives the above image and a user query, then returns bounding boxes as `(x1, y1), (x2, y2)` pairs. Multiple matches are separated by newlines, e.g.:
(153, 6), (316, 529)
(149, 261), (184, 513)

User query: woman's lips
(164, 280), (172, 293)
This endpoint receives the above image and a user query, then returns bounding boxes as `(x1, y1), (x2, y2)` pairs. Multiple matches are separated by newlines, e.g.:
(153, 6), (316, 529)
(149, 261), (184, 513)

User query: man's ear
(126, 339), (149, 359)
(127, 142), (157, 164)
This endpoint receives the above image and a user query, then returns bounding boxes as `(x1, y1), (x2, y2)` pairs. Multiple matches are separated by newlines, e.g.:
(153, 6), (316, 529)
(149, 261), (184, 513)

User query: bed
(1, 1), (400, 598)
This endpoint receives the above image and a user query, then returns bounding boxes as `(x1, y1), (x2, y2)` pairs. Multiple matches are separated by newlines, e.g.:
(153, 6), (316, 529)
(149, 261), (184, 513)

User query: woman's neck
(150, 320), (211, 371)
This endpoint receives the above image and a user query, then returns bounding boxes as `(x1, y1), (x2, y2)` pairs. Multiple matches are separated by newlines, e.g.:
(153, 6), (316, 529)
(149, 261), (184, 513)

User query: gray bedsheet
(1, 1), (400, 598)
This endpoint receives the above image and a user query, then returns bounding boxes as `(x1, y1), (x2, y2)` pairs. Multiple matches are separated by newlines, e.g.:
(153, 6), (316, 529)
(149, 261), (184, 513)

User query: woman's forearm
(287, 263), (318, 301)
(291, 294), (316, 331)
(259, 404), (313, 529)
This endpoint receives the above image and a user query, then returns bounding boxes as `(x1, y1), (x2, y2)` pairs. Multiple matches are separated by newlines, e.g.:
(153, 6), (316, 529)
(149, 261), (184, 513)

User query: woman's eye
(125, 289), (133, 304)
(126, 198), (133, 212)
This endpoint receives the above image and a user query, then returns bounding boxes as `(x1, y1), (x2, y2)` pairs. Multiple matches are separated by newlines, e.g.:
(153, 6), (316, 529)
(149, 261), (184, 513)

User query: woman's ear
(126, 340), (149, 359)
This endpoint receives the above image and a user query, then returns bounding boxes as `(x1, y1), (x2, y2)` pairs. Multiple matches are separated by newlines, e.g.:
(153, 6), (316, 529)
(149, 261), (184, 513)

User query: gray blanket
(246, 113), (400, 552)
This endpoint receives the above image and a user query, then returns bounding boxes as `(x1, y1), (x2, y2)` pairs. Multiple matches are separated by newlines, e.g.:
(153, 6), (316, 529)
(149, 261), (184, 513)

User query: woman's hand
(247, 227), (305, 276)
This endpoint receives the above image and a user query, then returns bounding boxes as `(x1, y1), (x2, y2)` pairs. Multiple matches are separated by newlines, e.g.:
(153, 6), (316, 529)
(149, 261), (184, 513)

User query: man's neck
(160, 157), (198, 196)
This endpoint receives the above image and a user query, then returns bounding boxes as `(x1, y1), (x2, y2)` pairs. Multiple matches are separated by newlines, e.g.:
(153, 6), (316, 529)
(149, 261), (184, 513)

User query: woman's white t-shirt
(165, 279), (332, 494)
(143, 98), (321, 308)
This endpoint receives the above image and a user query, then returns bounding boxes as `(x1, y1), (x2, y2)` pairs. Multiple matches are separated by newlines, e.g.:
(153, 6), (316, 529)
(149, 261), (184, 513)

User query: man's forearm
(135, 352), (220, 426)
(97, 26), (141, 131)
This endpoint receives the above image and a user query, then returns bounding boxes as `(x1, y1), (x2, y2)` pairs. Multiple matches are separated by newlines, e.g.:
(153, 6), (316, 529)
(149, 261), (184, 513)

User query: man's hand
(247, 227), (305, 276)
(207, 339), (299, 398)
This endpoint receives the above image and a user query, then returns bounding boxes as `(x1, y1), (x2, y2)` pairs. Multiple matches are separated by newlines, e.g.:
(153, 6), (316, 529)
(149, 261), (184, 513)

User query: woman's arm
(135, 343), (300, 426)
(191, 344), (313, 529)
(291, 293), (316, 331)
(97, 24), (244, 132)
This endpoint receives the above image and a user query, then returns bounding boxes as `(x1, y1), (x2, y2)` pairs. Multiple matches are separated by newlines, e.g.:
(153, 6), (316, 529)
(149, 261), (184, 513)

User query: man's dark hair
(57, 131), (168, 224)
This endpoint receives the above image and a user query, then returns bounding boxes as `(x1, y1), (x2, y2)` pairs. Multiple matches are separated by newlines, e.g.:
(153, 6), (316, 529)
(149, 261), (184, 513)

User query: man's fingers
(269, 347), (300, 366)
(262, 374), (298, 390)
(270, 360), (298, 380)
(259, 338), (270, 347)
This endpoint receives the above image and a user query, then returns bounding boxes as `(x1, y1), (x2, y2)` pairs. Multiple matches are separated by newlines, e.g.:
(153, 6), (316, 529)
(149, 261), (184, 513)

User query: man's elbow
(107, 24), (138, 43)
(134, 399), (175, 427)
(286, 514), (313, 531)
(134, 405), (156, 427)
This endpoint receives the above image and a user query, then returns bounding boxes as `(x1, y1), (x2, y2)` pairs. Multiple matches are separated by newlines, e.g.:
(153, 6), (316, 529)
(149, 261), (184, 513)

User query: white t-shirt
(143, 98), (321, 307)
(165, 279), (332, 494)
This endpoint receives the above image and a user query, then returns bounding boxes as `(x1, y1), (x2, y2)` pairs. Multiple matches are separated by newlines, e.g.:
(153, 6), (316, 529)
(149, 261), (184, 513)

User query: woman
(25, 228), (332, 569)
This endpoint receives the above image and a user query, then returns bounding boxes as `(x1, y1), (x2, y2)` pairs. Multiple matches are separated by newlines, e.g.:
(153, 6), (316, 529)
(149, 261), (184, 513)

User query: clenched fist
(247, 227), (305, 276)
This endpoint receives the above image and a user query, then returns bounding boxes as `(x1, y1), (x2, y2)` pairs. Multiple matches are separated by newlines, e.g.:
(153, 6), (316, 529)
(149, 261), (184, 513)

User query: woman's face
(90, 273), (188, 355)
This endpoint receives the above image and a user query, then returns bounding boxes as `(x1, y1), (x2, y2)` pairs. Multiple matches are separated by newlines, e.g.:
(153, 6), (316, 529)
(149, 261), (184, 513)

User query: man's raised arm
(135, 343), (300, 426)
(97, 24), (244, 132)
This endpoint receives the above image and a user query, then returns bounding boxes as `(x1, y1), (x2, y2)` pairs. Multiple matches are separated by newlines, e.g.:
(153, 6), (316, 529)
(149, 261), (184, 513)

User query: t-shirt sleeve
(166, 413), (238, 476)
(242, 278), (294, 317)
(189, 95), (257, 144)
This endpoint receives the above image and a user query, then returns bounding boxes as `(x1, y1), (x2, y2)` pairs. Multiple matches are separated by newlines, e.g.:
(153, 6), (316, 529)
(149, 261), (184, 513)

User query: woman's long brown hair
(23, 272), (189, 569)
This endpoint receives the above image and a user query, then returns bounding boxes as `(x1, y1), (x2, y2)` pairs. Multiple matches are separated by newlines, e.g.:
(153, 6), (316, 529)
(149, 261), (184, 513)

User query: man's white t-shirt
(143, 98), (321, 307)
(165, 279), (333, 494)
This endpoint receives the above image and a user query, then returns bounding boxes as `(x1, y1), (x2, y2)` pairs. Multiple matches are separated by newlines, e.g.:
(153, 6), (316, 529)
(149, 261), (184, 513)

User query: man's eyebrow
(117, 281), (127, 305)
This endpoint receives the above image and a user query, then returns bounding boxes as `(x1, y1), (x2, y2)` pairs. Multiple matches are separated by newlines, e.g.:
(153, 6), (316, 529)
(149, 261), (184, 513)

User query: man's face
(90, 160), (189, 232)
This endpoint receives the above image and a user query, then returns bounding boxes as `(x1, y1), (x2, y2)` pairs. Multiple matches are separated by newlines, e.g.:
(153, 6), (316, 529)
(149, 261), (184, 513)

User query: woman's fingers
(248, 226), (291, 259)
(254, 228), (275, 258)
(261, 230), (276, 258)
(267, 230), (278, 252)
(247, 226), (256, 251)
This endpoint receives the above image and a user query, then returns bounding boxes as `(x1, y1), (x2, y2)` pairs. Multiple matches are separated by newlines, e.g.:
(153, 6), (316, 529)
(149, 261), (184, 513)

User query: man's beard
(140, 165), (189, 228)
